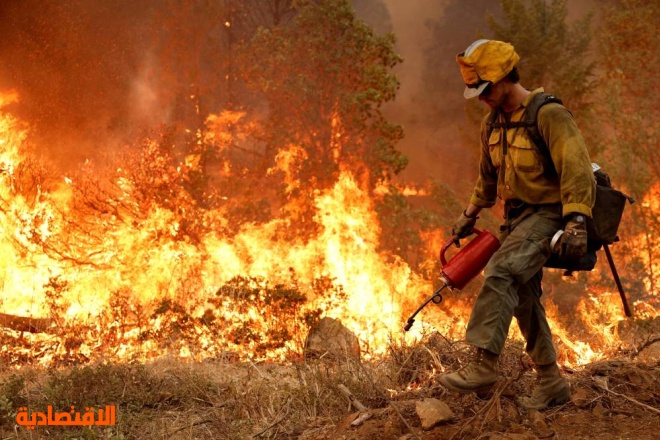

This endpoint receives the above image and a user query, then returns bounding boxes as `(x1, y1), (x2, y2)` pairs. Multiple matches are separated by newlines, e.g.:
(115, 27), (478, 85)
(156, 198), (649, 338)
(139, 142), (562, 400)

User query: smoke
(368, 1), (491, 186)
(375, 0), (445, 110)
(0, 1), (158, 168)
(0, 0), (233, 170)
(5, 0), (471, 177)
(128, 52), (174, 129)
(0, 0), (599, 179)
(357, 0), (601, 187)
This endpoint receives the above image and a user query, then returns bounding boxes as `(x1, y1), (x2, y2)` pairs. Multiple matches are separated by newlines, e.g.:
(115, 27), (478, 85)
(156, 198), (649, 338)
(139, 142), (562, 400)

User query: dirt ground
(0, 354), (657, 439)
(318, 359), (660, 440)
(1, 321), (657, 439)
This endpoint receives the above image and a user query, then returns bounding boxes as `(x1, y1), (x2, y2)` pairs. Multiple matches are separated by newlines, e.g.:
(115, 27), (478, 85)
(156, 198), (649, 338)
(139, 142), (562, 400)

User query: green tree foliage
(487, 0), (594, 113)
(596, 0), (660, 296)
(597, 0), (659, 187)
(236, 0), (407, 193)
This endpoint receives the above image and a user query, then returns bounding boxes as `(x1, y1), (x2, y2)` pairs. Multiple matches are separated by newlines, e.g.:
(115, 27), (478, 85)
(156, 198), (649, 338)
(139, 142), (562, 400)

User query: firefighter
(439, 39), (596, 410)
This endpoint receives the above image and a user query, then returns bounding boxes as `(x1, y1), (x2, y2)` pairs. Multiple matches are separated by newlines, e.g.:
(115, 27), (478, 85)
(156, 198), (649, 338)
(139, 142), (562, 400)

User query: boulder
(304, 317), (360, 361)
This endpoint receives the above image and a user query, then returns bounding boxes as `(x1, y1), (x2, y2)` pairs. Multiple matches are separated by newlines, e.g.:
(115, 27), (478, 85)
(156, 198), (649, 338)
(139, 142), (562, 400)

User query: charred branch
(0, 312), (53, 333)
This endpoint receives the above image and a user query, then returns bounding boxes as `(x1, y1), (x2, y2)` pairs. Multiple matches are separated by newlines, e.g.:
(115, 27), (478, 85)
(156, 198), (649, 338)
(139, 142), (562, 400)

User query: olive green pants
(465, 209), (562, 366)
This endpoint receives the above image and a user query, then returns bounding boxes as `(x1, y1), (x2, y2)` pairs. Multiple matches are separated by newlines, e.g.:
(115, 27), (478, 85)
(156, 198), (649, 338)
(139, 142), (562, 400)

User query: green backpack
(485, 92), (635, 271)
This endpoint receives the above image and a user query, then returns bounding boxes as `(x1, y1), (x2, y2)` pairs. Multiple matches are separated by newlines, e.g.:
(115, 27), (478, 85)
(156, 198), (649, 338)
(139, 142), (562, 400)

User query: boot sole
(517, 386), (571, 411)
(438, 375), (496, 395)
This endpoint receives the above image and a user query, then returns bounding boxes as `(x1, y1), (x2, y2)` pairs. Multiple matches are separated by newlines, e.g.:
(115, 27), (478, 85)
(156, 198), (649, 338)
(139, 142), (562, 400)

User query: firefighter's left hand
(452, 211), (478, 247)
(556, 216), (588, 259)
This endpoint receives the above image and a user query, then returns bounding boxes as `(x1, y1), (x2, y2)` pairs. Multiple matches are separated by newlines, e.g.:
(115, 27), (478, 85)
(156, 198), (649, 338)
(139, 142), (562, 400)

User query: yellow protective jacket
(469, 88), (595, 218)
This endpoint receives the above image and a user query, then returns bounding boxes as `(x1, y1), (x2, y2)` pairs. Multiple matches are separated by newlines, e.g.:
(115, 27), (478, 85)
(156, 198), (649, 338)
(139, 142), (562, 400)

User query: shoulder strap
(484, 92), (563, 155)
(484, 108), (499, 144)
(522, 93), (563, 154)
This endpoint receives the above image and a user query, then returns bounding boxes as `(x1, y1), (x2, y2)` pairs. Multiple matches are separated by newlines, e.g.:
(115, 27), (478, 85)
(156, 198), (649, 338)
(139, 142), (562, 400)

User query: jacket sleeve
(469, 117), (499, 208)
(537, 104), (596, 217)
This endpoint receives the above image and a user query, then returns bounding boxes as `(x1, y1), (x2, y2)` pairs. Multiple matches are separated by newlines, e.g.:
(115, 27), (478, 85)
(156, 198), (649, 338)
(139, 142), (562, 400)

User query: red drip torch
(404, 229), (501, 331)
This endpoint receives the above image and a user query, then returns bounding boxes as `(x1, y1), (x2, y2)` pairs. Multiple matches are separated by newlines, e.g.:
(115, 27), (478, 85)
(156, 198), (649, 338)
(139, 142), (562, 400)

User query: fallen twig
(249, 362), (269, 380)
(0, 313), (53, 333)
(389, 402), (421, 440)
(253, 397), (292, 438)
(395, 348), (419, 381)
(338, 384), (368, 411)
(350, 411), (373, 426)
(337, 384), (373, 427)
(632, 335), (660, 358)
(423, 345), (443, 371)
(479, 378), (514, 431)
(449, 377), (515, 440)
(597, 386), (660, 415)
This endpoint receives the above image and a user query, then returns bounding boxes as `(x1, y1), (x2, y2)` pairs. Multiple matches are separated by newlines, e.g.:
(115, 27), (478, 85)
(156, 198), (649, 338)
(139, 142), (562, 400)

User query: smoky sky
(0, 0), (235, 170)
(0, 1), (150, 165)
(357, 0), (601, 186)
(379, 0), (500, 185)
(0, 0), (597, 184)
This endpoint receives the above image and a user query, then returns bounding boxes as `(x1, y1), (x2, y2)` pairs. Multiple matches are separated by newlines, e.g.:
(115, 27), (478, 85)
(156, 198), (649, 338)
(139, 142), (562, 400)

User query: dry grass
(0, 349), (405, 439)
(1, 331), (658, 440)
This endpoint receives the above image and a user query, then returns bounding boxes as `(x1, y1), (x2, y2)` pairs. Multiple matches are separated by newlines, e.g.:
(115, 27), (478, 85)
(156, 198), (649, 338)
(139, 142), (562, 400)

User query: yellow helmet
(456, 39), (520, 99)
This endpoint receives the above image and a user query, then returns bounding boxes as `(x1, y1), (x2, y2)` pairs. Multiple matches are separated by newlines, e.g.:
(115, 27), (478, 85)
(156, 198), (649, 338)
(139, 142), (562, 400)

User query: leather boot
(517, 362), (570, 410)
(438, 348), (498, 394)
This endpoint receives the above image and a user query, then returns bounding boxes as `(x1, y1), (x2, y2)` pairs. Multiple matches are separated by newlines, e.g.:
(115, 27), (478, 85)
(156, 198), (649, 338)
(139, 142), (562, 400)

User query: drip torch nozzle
(403, 284), (447, 332)
(404, 229), (501, 332)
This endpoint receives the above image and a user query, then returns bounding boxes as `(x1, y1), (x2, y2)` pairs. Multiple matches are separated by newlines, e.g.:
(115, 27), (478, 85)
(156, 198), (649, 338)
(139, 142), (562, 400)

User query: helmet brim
(463, 81), (490, 99)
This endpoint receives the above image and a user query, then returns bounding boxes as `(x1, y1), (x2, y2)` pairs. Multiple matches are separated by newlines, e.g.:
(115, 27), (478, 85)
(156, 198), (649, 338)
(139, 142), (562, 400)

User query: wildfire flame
(0, 90), (657, 368)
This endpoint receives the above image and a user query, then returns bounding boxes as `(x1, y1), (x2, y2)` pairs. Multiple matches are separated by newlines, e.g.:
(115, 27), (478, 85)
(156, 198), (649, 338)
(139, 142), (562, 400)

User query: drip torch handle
(440, 228), (482, 267)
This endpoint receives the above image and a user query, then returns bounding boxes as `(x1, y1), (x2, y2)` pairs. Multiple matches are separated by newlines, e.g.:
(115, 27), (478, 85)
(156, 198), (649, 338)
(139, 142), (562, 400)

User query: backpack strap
(484, 92), (563, 156)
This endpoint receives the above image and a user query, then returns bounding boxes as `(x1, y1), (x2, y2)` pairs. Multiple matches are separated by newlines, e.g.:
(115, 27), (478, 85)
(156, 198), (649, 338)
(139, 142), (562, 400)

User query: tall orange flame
(0, 90), (657, 367)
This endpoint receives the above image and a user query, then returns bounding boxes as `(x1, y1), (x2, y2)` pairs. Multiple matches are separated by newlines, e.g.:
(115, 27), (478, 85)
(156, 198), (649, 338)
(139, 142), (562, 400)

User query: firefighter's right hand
(452, 211), (478, 247)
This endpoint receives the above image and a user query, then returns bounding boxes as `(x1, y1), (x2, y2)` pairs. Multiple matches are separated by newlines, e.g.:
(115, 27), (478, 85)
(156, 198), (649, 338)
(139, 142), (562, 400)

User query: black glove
(555, 215), (588, 259)
(452, 211), (478, 247)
